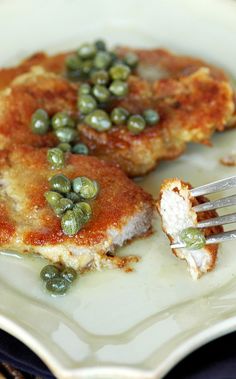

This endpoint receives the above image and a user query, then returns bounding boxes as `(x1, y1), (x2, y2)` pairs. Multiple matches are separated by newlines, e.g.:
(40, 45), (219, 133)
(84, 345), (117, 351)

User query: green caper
(179, 227), (206, 250)
(66, 69), (82, 81)
(78, 94), (97, 115)
(72, 177), (83, 193)
(95, 39), (106, 51)
(110, 51), (118, 64)
(84, 110), (111, 132)
(77, 43), (97, 59)
(31, 109), (49, 135)
(111, 107), (129, 125)
(61, 210), (81, 236)
(57, 143), (72, 152)
(93, 51), (112, 69)
(44, 191), (63, 206)
(51, 112), (75, 130)
(92, 180), (100, 197)
(127, 115), (146, 134)
(123, 52), (139, 68)
(49, 174), (71, 194)
(109, 63), (130, 81)
(61, 267), (77, 283)
(40, 264), (60, 282)
(80, 60), (93, 77)
(143, 109), (160, 125)
(77, 177), (99, 199)
(72, 205), (84, 223)
(54, 128), (77, 143)
(74, 202), (92, 223)
(46, 277), (69, 295)
(47, 148), (65, 169)
(65, 192), (81, 203)
(72, 143), (89, 155)
(92, 85), (110, 103)
(109, 80), (128, 97)
(65, 54), (82, 71)
(53, 198), (74, 216)
(80, 178), (99, 199)
(90, 70), (109, 85)
(79, 83), (91, 95)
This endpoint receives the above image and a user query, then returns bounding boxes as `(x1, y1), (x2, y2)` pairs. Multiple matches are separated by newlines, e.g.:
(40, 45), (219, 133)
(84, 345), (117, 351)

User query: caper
(54, 128), (77, 143)
(78, 94), (97, 115)
(46, 277), (69, 295)
(90, 69), (109, 85)
(80, 59), (93, 77)
(109, 63), (130, 81)
(31, 109), (49, 135)
(47, 148), (65, 169)
(51, 112), (75, 130)
(65, 54), (82, 71)
(109, 80), (128, 97)
(72, 176), (98, 199)
(123, 52), (139, 68)
(44, 191), (63, 206)
(66, 69), (82, 81)
(84, 110), (111, 132)
(40, 264), (60, 282)
(127, 115), (146, 134)
(111, 107), (129, 125)
(92, 84), (110, 103)
(77, 43), (96, 59)
(95, 39), (106, 51)
(72, 177), (83, 193)
(110, 51), (118, 64)
(57, 143), (72, 152)
(49, 174), (71, 194)
(79, 179), (98, 199)
(65, 192), (81, 203)
(79, 83), (91, 95)
(179, 227), (206, 250)
(93, 51), (112, 69)
(61, 267), (77, 283)
(72, 143), (89, 155)
(72, 205), (84, 223)
(61, 210), (81, 236)
(143, 109), (160, 125)
(74, 202), (92, 223)
(53, 198), (74, 216)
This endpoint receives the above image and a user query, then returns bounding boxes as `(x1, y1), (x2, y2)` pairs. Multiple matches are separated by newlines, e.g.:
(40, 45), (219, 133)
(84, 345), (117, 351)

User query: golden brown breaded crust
(157, 179), (223, 273)
(0, 68), (77, 149)
(0, 145), (153, 248)
(0, 52), (68, 90)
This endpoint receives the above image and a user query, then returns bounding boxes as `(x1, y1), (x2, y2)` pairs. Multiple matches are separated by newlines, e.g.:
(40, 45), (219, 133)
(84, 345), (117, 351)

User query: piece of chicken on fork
(157, 179), (223, 279)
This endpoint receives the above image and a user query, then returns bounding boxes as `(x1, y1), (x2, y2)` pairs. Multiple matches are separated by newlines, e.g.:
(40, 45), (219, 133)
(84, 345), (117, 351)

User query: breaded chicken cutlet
(157, 179), (223, 279)
(0, 145), (153, 271)
(0, 66), (234, 177)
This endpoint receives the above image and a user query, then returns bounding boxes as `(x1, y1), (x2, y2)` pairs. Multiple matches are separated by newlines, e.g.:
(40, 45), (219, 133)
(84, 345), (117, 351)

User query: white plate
(1, 0), (236, 378)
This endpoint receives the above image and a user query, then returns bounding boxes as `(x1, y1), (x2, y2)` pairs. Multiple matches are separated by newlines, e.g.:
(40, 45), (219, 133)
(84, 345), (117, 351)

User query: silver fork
(171, 175), (236, 249)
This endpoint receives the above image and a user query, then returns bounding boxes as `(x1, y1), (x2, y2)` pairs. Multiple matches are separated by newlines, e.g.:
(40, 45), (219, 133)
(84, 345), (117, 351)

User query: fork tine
(197, 212), (236, 228)
(193, 194), (236, 212)
(171, 229), (236, 249)
(190, 176), (236, 197)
